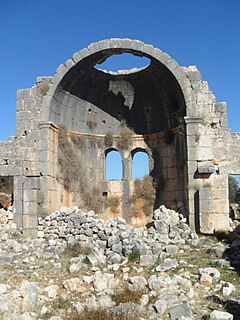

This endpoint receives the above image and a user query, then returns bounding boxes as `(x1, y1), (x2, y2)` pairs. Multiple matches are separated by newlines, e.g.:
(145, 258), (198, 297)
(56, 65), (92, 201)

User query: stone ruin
(0, 38), (240, 235)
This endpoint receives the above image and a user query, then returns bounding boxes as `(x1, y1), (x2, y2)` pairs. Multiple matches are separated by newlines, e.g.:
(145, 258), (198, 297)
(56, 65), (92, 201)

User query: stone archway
(39, 39), (193, 222)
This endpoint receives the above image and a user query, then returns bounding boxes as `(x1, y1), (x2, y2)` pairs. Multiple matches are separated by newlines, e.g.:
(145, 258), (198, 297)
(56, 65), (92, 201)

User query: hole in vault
(95, 53), (151, 73)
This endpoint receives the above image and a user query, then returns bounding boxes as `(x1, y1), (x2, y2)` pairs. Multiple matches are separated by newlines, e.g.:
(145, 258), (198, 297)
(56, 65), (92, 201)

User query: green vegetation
(128, 248), (141, 263)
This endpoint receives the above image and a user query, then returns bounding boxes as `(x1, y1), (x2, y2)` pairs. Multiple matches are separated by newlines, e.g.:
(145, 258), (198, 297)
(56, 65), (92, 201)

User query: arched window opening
(132, 151), (149, 179)
(95, 53), (151, 73)
(106, 150), (122, 180)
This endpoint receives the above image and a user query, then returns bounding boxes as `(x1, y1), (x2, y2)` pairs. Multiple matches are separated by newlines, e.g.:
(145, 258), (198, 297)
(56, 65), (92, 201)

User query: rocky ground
(0, 205), (240, 320)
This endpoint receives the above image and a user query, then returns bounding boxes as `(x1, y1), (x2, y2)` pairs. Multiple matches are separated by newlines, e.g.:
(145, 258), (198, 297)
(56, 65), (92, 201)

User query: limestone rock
(210, 310), (233, 320)
(63, 277), (84, 292)
(169, 303), (192, 320)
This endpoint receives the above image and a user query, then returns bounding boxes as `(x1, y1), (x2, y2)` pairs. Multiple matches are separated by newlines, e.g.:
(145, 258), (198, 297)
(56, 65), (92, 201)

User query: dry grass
(111, 286), (144, 304)
(58, 125), (82, 192)
(87, 120), (97, 130)
(70, 308), (121, 320)
(89, 135), (98, 148)
(71, 134), (85, 149)
(63, 243), (92, 258)
(81, 186), (105, 213)
(107, 195), (120, 214)
(58, 125), (104, 213)
(118, 126), (133, 150)
(130, 175), (156, 217)
(104, 130), (114, 147)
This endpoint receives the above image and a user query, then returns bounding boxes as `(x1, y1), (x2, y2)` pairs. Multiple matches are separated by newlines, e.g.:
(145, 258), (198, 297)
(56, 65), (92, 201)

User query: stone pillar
(185, 117), (204, 230)
(122, 157), (131, 181)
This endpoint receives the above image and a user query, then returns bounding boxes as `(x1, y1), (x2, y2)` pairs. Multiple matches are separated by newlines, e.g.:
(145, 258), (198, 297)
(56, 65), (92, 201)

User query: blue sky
(0, 1), (239, 156)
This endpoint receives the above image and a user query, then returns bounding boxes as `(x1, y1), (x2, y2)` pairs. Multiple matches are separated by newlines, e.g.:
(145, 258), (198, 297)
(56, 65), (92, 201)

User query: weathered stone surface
(210, 310), (233, 320)
(169, 303), (192, 320)
(153, 299), (168, 314)
(63, 278), (84, 292)
(20, 280), (39, 312)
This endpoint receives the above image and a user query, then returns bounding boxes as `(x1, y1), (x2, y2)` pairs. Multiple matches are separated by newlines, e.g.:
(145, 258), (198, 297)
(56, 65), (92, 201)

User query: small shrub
(111, 286), (144, 304)
(118, 126), (133, 150)
(81, 256), (92, 265)
(58, 124), (104, 213)
(90, 135), (98, 147)
(81, 186), (104, 213)
(130, 175), (156, 217)
(87, 120), (97, 130)
(63, 243), (92, 258)
(104, 130), (114, 147)
(73, 308), (118, 320)
(141, 175), (156, 216)
(128, 248), (141, 263)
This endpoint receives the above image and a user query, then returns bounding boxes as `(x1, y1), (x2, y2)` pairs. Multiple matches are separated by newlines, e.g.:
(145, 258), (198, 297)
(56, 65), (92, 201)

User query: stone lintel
(197, 161), (215, 174)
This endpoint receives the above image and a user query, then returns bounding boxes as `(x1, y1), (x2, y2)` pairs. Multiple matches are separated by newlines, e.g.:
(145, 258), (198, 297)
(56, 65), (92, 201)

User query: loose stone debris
(0, 205), (240, 319)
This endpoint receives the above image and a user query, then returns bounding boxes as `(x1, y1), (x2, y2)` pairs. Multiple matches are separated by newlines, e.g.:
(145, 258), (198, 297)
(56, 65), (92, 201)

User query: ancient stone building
(0, 38), (240, 235)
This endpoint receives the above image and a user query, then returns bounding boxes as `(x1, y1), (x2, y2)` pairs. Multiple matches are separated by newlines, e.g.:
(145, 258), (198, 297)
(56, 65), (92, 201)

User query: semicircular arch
(41, 38), (196, 125)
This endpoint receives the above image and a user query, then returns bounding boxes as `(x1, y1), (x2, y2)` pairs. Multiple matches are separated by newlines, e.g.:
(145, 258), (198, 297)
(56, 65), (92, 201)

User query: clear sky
(0, 0), (239, 145)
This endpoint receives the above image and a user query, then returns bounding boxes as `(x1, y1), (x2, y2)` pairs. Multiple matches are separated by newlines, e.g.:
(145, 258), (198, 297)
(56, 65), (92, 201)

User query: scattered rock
(210, 310), (233, 320)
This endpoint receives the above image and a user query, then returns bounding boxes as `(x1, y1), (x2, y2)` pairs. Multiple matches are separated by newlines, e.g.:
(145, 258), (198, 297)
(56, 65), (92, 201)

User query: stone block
(23, 177), (40, 190)
(24, 189), (38, 202)
(199, 198), (229, 214)
(87, 42), (100, 54)
(187, 66), (202, 81)
(79, 47), (91, 59)
(197, 146), (213, 161)
(199, 187), (214, 200)
(64, 58), (75, 69)
(197, 161), (215, 174)
(200, 213), (229, 233)
(23, 201), (38, 215)
(23, 214), (38, 230)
